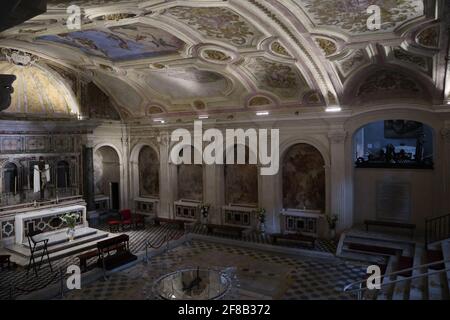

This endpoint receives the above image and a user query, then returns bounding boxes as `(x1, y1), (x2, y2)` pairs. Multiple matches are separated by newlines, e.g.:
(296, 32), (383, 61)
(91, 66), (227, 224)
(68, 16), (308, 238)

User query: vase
(67, 228), (75, 241)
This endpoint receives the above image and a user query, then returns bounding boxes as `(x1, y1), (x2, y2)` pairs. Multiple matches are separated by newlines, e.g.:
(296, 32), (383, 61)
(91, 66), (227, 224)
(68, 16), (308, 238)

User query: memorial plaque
(376, 181), (411, 222)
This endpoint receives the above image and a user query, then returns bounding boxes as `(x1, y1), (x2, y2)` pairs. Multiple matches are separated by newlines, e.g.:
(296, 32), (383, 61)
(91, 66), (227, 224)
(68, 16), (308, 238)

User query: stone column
(158, 132), (173, 219)
(83, 143), (96, 217)
(328, 130), (350, 231)
(440, 127), (450, 214)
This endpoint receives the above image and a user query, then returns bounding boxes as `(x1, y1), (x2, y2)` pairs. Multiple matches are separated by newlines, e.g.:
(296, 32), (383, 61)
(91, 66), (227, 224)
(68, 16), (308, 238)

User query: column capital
(328, 131), (347, 144)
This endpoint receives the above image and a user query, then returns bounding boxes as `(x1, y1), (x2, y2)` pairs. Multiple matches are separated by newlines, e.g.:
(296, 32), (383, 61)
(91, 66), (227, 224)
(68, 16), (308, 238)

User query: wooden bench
(78, 241), (128, 273)
(271, 233), (316, 248)
(364, 219), (416, 237)
(206, 224), (246, 238)
(77, 250), (98, 273)
(154, 217), (185, 230)
(97, 234), (137, 274)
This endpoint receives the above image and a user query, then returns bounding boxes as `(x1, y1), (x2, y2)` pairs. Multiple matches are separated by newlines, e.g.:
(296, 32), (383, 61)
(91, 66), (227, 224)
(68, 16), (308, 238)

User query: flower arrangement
(60, 212), (80, 230)
(326, 214), (338, 230)
(198, 203), (211, 218)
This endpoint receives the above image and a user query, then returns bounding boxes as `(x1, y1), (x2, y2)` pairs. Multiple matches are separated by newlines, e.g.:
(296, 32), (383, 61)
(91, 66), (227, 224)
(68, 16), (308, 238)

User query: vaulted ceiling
(0, 0), (448, 122)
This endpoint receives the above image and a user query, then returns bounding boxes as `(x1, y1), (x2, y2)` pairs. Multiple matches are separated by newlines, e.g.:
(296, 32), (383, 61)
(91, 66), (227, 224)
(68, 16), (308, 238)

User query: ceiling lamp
(325, 106), (342, 113)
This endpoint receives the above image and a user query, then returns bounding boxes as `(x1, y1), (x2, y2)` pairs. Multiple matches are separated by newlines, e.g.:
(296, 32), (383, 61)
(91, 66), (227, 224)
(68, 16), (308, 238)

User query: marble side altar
(14, 204), (87, 244)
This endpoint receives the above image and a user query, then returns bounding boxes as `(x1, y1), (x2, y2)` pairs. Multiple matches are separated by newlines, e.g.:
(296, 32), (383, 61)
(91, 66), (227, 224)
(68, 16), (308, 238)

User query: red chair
(107, 218), (121, 233)
(119, 209), (133, 230)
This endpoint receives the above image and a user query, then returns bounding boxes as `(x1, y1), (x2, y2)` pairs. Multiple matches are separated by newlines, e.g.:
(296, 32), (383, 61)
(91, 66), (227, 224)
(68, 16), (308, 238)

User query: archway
(138, 146), (160, 198)
(282, 143), (325, 212)
(94, 146), (121, 211)
(3, 162), (18, 194)
(177, 145), (203, 201)
(224, 145), (258, 206)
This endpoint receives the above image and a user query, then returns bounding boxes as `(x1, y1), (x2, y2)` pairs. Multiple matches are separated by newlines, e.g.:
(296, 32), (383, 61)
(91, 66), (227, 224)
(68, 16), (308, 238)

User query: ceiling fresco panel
(293, 0), (424, 34)
(37, 23), (185, 61)
(164, 6), (263, 47)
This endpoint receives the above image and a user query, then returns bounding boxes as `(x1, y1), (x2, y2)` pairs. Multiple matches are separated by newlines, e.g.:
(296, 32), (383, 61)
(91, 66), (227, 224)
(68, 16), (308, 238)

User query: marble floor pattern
(63, 240), (367, 300)
(0, 220), (337, 300)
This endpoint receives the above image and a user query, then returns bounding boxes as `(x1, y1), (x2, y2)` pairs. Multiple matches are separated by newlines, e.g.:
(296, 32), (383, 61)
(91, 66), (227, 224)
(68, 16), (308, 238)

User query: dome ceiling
(0, 0), (447, 121)
(0, 61), (77, 117)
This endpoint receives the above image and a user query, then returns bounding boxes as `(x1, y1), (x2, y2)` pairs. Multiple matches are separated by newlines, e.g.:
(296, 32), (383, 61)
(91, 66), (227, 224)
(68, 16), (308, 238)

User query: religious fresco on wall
(295, 0), (424, 34)
(37, 23), (185, 61)
(139, 146), (159, 197)
(145, 67), (229, 99)
(94, 146), (120, 196)
(225, 164), (258, 205)
(0, 62), (72, 115)
(178, 164), (203, 201)
(282, 144), (325, 211)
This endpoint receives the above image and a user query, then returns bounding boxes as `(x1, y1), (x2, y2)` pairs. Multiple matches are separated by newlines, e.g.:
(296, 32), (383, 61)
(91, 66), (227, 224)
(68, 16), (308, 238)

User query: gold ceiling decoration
(315, 38), (337, 56)
(203, 50), (231, 62)
(271, 42), (290, 57)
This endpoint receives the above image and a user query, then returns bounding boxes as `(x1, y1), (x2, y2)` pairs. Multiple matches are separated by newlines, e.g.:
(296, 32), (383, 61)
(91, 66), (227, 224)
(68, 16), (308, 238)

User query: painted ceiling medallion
(248, 96), (272, 107)
(149, 63), (166, 70)
(95, 13), (137, 21)
(296, 0), (424, 34)
(148, 106), (164, 114)
(193, 100), (206, 110)
(271, 42), (290, 57)
(315, 38), (337, 56)
(203, 50), (231, 62)
(416, 26), (439, 48)
(166, 6), (262, 47)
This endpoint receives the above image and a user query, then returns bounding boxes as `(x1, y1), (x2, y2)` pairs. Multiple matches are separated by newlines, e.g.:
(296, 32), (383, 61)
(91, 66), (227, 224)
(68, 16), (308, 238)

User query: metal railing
(425, 213), (450, 249)
(343, 259), (450, 300)
(144, 231), (185, 263)
(1, 267), (66, 300)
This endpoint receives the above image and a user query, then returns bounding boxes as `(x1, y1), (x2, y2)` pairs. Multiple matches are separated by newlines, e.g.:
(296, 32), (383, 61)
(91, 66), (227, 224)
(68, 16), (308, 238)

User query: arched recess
(2, 162), (18, 194)
(130, 143), (159, 200)
(282, 144), (326, 212)
(342, 64), (438, 106)
(344, 108), (444, 232)
(176, 145), (203, 201)
(94, 145), (121, 211)
(56, 160), (70, 189)
(224, 144), (258, 206)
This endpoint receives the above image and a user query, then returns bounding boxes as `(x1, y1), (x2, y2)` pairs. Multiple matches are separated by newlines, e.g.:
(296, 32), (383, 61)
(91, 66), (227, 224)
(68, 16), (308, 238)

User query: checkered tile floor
(0, 221), (338, 300)
(63, 241), (366, 300)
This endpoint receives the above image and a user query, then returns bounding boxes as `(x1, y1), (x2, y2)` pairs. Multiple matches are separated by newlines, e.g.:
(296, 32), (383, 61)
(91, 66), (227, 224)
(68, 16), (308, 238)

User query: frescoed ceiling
(37, 23), (185, 61)
(293, 0), (425, 35)
(0, 0), (447, 121)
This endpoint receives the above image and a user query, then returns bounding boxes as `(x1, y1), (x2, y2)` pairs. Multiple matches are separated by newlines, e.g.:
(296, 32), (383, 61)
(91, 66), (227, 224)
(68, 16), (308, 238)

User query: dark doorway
(110, 182), (119, 211)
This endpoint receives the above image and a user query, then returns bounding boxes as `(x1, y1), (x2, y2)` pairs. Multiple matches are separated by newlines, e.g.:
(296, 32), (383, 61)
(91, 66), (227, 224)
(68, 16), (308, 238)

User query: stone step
(22, 227), (98, 249)
(409, 245), (426, 300)
(441, 240), (450, 292)
(345, 235), (414, 254)
(7, 231), (109, 258)
(6, 233), (113, 267)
